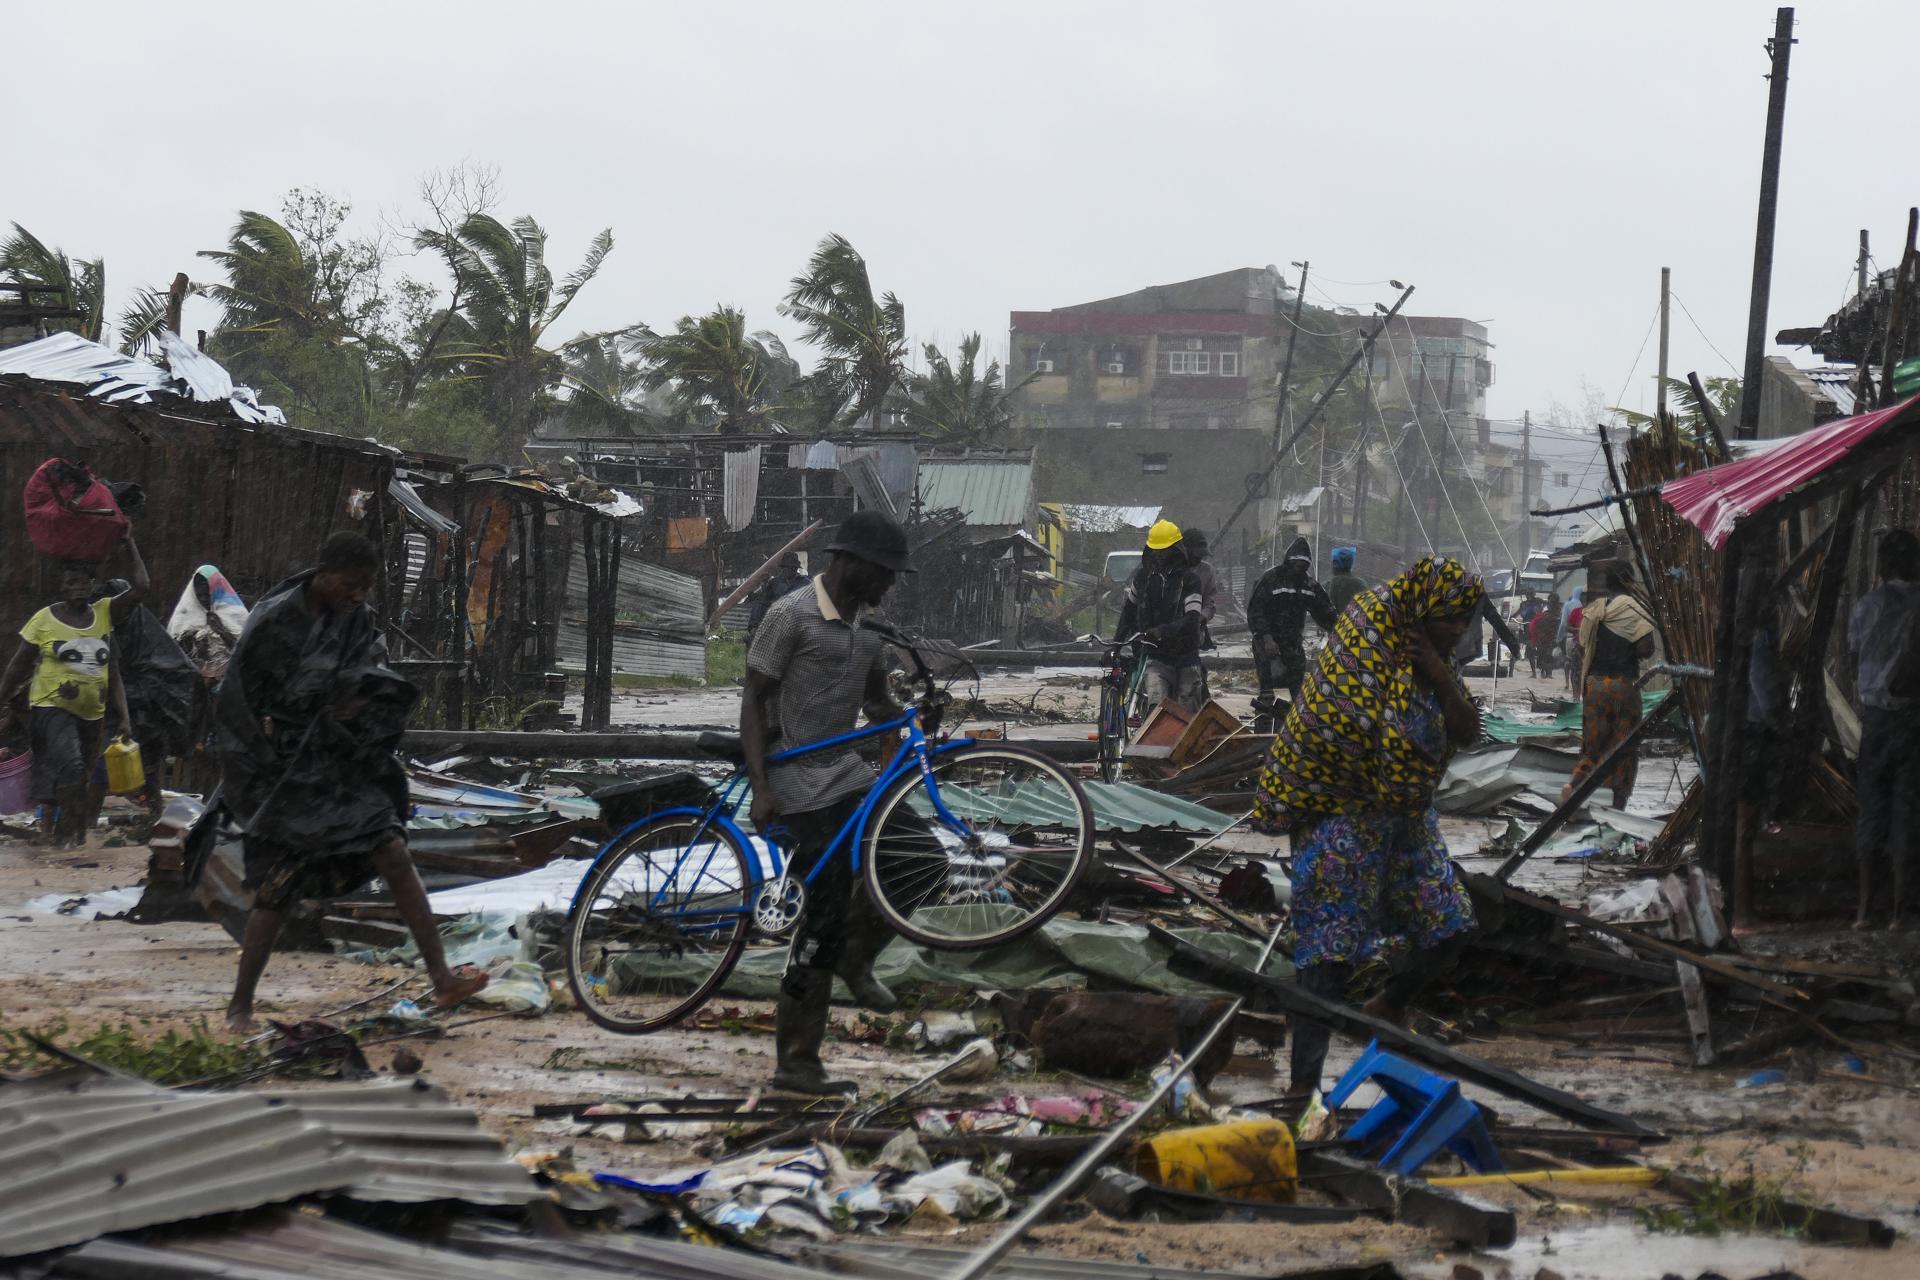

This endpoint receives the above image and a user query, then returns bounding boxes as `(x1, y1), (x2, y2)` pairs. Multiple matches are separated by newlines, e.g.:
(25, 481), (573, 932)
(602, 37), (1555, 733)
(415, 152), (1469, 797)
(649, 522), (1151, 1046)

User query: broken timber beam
(1150, 924), (1661, 1137)
(1494, 882), (1809, 1014)
(403, 728), (1099, 763)
(1299, 1149), (1516, 1248)
(1493, 688), (1682, 882)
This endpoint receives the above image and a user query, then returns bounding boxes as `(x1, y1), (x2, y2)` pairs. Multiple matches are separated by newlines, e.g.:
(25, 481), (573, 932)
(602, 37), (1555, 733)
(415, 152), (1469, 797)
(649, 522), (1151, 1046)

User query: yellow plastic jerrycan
(1135, 1119), (1298, 1202)
(104, 737), (146, 795)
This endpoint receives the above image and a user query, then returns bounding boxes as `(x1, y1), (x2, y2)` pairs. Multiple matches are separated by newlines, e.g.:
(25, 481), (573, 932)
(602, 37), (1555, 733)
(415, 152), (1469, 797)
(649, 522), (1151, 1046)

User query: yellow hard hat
(1145, 518), (1183, 551)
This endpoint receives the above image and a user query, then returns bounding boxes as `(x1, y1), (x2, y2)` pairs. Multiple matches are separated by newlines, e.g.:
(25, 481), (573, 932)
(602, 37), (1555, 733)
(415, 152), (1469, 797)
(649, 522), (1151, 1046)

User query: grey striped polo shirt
(745, 577), (889, 817)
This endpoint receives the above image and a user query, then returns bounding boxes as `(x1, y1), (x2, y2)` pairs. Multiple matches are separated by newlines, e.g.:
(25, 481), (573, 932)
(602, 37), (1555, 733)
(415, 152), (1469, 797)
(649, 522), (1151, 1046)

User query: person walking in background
(1247, 536), (1337, 708)
(0, 536), (148, 846)
(747, 553), (809, 643)
(1562, 565), (1653, 810)
(1560, 588), (1586, 693)
(1529, 591), (1561, 680)
(1326, 546), (1367, 617)
(1115, 519), (1207, 711)
(1253, 557), (1485, 1105)
(1514, 590), (1546, 678)
(168, 565), (250, 681)
(220, 532), (487, 1030)
(1849, 529), (1919, 931)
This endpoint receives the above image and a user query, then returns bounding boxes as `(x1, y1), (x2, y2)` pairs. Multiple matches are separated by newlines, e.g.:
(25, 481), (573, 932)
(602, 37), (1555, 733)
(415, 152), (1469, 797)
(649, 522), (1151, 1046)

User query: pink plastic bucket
(0, 752), (32, 815)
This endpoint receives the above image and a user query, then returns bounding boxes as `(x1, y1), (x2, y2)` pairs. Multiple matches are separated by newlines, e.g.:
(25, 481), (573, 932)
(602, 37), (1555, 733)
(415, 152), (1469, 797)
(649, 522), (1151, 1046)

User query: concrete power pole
(1858, 230), (1871, 298)
(1519, 409), (1533, 574)
(1735, 7), (1797, 440)
(1655, 267), (1671, 424)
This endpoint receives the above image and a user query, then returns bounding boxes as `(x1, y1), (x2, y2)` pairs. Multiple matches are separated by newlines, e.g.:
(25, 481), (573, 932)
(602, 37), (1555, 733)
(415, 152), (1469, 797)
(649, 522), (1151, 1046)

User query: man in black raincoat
(1247, 536), (1336, 708)
(219, 531), (486, 1030)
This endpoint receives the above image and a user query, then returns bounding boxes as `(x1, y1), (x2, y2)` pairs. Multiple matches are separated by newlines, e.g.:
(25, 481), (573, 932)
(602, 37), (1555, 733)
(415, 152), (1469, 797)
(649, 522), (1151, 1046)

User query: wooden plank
(1299, 1149), (1516, 1249)
(1676, 959), (1716, 1066)
(1151, 925), (1661, 1137)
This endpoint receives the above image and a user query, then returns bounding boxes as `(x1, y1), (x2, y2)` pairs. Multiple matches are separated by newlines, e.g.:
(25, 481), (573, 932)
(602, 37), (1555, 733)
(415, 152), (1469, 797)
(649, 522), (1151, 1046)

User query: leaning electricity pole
(1655, 267), (1671, 424)
(1735, 7), (1797, 440)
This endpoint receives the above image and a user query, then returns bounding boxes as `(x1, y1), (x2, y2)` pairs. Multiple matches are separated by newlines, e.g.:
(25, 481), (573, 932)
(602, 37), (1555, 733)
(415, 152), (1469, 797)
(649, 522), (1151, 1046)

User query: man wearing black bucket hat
(741, 509), (914, 1094)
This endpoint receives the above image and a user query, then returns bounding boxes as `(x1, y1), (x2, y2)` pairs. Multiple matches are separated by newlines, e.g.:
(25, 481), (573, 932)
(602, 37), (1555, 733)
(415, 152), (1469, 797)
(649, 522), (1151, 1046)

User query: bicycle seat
(696, 730), (746, 764)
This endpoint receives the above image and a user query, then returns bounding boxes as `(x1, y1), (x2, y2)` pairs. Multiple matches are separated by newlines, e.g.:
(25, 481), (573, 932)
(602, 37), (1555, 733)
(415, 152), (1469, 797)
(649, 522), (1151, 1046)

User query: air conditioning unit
(1185, 338), (1203, 351)
(1105, 361), (1127, 374)
(1034, 359), (1055, 374)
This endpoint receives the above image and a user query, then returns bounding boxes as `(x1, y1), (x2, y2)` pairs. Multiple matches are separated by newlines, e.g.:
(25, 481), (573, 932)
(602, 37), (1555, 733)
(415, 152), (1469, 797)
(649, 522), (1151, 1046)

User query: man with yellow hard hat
(1114, 518), (1207, 710)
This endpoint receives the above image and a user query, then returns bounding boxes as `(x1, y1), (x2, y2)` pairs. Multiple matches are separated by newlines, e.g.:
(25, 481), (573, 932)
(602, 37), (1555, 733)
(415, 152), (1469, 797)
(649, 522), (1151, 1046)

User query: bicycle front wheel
(566, 814), (753, 1034)
(1096, 677), (1125, 785)
(861, 744), (1093, 950)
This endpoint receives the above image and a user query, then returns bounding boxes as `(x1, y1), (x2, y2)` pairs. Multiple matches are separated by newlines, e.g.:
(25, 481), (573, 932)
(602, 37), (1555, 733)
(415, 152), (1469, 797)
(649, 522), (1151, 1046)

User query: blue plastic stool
(1325, 1040), (1503, 1176)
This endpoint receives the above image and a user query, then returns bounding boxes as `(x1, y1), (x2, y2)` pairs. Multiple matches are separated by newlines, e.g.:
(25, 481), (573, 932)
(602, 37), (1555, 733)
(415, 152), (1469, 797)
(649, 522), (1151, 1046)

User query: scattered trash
(1736, 1069), (1789, 1089)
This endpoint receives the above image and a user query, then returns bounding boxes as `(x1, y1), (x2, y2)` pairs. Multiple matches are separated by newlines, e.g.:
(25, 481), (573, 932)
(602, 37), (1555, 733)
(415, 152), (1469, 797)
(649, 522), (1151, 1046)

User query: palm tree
(632, 307), (802, 433)
(199, 210), (375, 423)
(420, 213), (613, 449)
(895, 333), (1033, 441)
(1, 224), (106, 342)
(557, 330), (649, 434)
(779, 233), (907, 430)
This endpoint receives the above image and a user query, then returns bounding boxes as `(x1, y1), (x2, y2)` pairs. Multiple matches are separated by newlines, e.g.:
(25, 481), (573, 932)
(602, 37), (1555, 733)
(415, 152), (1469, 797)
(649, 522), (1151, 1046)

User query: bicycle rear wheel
(566, 813), (753, 1034)
(861, 743), (1093, 950)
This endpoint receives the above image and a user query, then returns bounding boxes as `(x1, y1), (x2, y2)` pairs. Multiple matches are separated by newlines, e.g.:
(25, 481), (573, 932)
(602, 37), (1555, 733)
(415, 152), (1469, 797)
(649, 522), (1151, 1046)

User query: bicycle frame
(629, 706), (978, 921)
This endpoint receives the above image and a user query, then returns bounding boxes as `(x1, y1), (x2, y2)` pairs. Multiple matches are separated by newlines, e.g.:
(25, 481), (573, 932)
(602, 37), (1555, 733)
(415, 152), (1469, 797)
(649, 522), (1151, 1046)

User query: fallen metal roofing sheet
(0, 1070), (542, 1259)
(1081, 779), (1233, 833)
(1660, 391), (1920, 547)
(0, 331), (286, 424)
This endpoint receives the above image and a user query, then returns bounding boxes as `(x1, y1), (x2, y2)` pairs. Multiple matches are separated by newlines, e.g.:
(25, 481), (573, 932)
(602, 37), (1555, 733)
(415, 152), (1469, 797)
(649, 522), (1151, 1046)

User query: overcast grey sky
(9, 1), (1914, 426)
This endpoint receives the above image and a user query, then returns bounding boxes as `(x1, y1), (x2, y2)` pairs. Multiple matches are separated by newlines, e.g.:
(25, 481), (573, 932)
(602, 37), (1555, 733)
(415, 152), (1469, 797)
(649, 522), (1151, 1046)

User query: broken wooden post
(1299, 1149), (1516, 1248)
(1150, 924), (1660, 1137)
(1493, 689), (1682, 882)
(705, 519), (825, 631)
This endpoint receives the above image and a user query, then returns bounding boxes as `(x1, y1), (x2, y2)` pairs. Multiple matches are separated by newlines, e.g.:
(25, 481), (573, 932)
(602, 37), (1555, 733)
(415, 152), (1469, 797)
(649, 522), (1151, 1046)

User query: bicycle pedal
(753, 876), (806, 935)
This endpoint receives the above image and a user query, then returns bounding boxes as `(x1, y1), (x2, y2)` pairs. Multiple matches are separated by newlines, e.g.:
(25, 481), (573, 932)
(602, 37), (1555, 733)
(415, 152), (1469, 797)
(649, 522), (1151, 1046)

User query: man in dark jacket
(746, 554), (808, 641)
(1247, 536), (1336, 707)
(1115, 520), (1206, 711)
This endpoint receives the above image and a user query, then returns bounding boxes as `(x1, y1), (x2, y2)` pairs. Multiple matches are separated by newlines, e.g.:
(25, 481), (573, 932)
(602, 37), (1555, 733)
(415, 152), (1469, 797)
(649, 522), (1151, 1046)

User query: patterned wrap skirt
(1288, 806), (1476, 969)
(1571, 675), (1641, 795)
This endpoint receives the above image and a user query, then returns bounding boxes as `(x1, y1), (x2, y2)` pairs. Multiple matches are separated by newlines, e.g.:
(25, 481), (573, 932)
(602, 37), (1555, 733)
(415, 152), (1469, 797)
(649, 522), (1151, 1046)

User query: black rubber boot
(834, 887), (900, 1014)
(1288, 961), (1353, 1095)
(771, 969), (854, 1095)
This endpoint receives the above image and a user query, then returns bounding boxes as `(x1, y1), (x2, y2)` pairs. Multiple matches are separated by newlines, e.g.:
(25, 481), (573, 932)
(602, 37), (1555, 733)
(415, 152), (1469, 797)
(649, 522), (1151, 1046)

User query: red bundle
(23, 457), (128, 564)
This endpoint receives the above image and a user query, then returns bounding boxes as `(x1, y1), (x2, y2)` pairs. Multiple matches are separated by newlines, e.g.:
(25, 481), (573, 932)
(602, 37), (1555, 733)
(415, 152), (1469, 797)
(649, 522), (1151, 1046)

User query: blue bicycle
(564, 626), (1095, 1035)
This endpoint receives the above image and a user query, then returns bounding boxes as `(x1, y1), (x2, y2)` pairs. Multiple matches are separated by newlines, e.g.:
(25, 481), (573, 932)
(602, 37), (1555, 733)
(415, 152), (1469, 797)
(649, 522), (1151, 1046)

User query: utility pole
(1264, 261), (1310, 550)
(1270, 261), (1309, 453)
(1655, 267), (1671, 424)
(1519, 410), (1533, 575)
(1858, 230), (1871, 298)
(1735, 6), (1797, 440)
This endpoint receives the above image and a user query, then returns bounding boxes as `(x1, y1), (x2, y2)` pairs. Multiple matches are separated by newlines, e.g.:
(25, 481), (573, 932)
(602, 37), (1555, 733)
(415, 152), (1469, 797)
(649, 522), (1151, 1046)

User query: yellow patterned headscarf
(1254, 556), (1482, 825)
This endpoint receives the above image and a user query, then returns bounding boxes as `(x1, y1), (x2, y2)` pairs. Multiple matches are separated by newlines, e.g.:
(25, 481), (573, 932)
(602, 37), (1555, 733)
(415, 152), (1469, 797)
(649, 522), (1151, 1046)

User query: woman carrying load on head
(1253, 556), (1486, 1104)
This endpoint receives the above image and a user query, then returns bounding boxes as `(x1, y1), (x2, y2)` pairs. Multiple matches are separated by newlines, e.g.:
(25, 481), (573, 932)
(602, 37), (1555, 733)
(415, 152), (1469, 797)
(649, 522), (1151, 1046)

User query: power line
(1668, 291), (1742, 377)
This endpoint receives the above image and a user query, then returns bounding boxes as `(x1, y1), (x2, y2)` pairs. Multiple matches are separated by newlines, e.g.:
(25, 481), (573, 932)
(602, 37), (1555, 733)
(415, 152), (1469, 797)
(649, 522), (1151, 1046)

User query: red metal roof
(1660, 392), (1920, 548)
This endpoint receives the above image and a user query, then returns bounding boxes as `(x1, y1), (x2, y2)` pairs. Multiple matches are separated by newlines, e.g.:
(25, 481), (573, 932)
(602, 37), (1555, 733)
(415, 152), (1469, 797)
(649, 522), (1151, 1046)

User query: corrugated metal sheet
(1052, 503), (1161, 532)
(916, 460), (1034, 528)
(0, 1069), (542, 1258)
(0, 331), (285, 423)
(553, 626), (707, 680)
(940, 775), (1228, 835)
(1807, 364), (1860, 418)
(1661, 391), (1920, 548)
(565, 547), (703, 632)
(557, 548), (708, 680)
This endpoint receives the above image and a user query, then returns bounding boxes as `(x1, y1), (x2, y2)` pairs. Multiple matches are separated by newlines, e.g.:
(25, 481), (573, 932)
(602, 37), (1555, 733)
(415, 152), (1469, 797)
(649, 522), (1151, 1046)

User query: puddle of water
(1470, 1220), (1802, 1280)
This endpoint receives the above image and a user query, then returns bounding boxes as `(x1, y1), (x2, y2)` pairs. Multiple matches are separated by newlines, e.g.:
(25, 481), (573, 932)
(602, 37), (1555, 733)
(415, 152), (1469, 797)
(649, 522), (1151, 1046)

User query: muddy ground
(4, 667), (1919, 1280)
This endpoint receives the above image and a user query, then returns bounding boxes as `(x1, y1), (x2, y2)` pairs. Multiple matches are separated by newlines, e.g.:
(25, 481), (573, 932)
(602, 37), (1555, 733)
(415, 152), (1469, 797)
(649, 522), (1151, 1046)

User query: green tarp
(1481, 690), (1666, 743)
